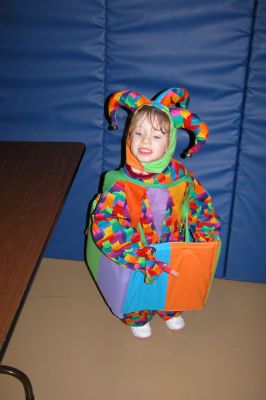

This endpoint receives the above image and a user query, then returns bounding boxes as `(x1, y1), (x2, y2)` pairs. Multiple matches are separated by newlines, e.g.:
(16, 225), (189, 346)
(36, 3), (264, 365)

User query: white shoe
(130, 322), (152, 338)
(165, 315), (185, 330)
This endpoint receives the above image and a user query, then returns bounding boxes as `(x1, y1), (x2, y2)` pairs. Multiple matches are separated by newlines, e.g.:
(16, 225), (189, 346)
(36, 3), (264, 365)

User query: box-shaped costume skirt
(87, 232), (220, 318)
(86, 169), (221, 318)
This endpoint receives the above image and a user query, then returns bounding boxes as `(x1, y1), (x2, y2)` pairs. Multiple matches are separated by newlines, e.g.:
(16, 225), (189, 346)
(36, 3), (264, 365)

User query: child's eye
(134, 131), (142, 136)
(153, 135), (162, 139)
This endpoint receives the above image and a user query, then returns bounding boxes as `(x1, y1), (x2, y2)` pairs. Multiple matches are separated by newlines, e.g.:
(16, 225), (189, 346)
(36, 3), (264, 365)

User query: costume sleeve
(188, 174), (221, 241)
(91, 184), (172, 284)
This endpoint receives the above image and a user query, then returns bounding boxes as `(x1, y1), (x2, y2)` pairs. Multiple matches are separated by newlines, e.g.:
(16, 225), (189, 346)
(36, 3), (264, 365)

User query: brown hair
(128, 105), (170, 137)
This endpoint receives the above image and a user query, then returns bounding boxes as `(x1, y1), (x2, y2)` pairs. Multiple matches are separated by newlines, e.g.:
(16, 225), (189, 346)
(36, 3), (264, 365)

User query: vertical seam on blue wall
(101, 0), (107, 175)
(224, 0), (258, 278)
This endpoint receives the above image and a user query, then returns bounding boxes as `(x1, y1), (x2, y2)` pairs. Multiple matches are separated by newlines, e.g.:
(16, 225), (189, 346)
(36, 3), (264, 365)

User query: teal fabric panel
(122, 243), (170, 314)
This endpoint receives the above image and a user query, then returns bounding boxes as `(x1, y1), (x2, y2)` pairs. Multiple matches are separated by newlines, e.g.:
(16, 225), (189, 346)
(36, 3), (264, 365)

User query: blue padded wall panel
(103, 0), (255, 277)
(226, 0), (266, 283)
(0, 0), (105, 259)
(1, 0), (265, 284)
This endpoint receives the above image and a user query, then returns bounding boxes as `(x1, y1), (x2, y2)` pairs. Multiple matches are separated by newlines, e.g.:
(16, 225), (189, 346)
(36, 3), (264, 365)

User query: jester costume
(86, 88), (221, 325)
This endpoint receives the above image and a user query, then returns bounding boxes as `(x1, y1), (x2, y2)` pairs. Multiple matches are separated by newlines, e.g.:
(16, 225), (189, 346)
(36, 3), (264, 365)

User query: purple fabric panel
(147, 188), (168, 238)
(97, 254), (132, 318)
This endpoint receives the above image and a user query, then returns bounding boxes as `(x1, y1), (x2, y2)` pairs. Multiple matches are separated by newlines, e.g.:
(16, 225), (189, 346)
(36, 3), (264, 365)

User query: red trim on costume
(126, 165), (155, 179)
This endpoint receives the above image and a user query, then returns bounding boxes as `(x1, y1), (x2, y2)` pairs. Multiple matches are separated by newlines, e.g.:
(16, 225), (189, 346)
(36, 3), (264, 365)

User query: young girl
(87, 88), (221, 338)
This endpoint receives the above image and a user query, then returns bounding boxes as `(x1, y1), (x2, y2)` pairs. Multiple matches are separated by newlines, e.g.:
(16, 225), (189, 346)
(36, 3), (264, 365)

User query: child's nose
(141, 134), (151, 144)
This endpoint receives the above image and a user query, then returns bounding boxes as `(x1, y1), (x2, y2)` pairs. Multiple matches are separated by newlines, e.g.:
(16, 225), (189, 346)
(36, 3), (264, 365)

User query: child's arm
(188, 173), (221, 241)
(91, 187), (175, 284)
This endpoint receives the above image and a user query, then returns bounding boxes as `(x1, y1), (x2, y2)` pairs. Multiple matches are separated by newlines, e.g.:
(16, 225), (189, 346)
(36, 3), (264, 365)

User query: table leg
(0, 364), (34, 400)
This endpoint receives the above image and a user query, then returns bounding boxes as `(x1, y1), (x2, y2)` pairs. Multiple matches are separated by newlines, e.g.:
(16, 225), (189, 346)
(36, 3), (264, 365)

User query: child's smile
(138, 147), (153, 156)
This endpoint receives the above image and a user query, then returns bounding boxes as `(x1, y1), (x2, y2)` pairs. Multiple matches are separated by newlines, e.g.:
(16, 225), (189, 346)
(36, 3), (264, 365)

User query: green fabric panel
(138, 222), (148, 246)
(86, 228), (101, 280)
(103, 166), (194, 191)
(205, 241), (222, 303)
(103, 170), (125, 191)
(118, 168), (193, 188)
(86, 196), (101, 280)
(182, 180), (196, 217)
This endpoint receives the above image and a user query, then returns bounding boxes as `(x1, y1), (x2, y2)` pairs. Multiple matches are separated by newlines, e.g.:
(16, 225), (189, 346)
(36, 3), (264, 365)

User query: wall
(0, 0), (265, 282)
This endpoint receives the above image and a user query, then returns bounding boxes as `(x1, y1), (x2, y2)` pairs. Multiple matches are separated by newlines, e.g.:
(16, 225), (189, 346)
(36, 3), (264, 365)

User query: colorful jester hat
(108, 88), (209, 174)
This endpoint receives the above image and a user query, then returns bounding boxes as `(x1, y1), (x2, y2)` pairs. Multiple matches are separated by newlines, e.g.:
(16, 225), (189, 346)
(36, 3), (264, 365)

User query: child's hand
(144, 264), (163, 284)
(144, 275), (156, 284)
(161, 264), (179, 277)
(169, 269), (179, 277)
(144, 263), (178, 284)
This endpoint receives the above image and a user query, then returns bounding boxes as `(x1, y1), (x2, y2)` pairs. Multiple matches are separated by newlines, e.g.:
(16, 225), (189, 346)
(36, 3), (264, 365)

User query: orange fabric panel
(168, 181), (188, 224)
(124, 180), (146, 229)
(165, 240), (221, 310)
(125, 138), (144, 171)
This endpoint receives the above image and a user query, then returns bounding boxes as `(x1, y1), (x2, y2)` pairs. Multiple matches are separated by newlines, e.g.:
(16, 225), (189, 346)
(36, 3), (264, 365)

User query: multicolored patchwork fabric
(92, 188), (169, 283)
(108, 87), (208, 162)
(86, 86), (221, 317)
(86, 158), (221, 316)
(122, 310), (154, 327)
(87, 237), (221, 317)
(90, 159), (220, 283)
(122, 310), (181, 326)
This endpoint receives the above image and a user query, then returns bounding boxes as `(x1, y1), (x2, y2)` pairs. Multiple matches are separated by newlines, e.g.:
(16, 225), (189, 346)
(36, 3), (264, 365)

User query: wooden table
(0, 141), (85, 399)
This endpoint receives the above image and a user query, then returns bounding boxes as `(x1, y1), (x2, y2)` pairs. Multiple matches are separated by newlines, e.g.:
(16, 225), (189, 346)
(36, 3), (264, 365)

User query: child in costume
(86, 88), (221, 339)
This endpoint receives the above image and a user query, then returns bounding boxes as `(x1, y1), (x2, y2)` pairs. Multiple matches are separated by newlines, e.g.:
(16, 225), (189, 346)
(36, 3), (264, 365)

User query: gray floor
(1, 258), (265, 400)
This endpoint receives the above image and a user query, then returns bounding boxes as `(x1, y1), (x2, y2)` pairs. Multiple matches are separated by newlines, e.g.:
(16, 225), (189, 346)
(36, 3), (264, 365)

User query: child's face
(130, 115), (169, 163)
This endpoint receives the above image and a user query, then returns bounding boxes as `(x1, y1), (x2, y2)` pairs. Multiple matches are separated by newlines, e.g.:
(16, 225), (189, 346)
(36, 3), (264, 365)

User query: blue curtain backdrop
(0, 0), (265, 283)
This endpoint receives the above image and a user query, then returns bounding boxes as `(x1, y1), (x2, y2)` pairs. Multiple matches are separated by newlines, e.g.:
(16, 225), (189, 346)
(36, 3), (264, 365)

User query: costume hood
(107, 88), (209, 173)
